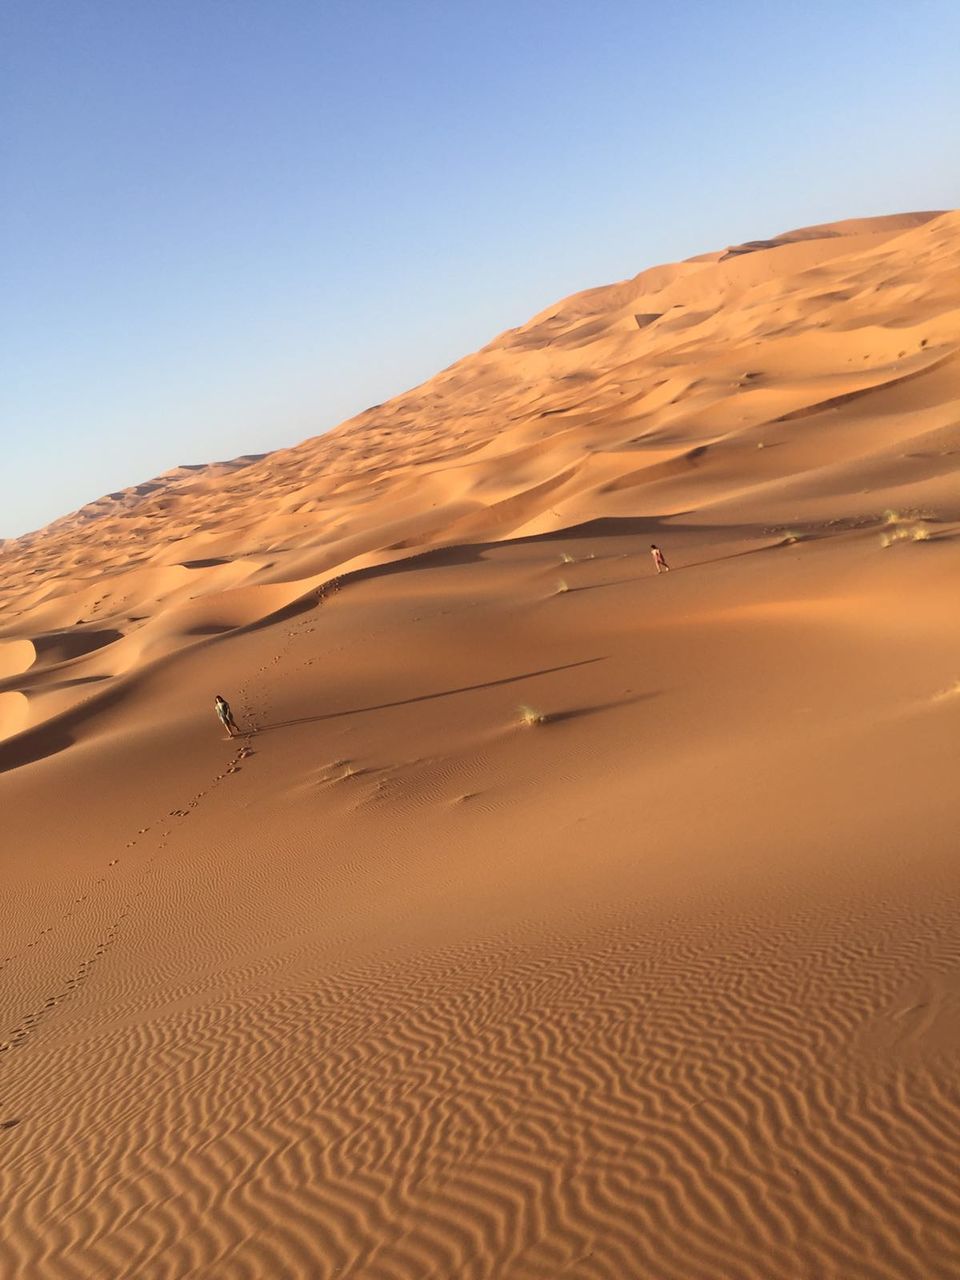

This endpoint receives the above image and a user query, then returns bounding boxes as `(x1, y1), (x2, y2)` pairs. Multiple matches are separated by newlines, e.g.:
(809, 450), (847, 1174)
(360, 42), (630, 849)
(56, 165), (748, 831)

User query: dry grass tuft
(517, 704), (546, 727)
(879, 510), (934, 548)
(880, 524), (932, 548)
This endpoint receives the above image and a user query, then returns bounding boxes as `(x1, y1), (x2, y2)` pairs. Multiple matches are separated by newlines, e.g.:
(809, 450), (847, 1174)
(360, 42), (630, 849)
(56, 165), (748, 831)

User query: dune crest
(2, 211), (960, 1278)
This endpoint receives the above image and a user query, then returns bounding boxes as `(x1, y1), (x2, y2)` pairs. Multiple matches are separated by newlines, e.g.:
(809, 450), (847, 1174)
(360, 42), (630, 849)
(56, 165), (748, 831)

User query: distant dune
(2, 210), (960, 1278)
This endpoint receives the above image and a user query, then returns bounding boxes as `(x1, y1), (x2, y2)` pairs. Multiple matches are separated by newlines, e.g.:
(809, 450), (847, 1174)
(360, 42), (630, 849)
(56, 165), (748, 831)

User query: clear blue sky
(3, 0), (958, 537)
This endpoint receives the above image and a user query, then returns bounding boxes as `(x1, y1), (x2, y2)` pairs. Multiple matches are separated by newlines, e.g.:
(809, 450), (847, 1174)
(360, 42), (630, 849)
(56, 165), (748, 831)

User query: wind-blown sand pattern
(2, 210), (960, 1278)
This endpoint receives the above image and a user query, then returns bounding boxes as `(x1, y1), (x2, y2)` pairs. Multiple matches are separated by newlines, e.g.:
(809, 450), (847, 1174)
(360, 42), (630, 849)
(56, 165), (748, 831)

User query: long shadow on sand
(568, 537), (830, 590)
(546, 693), (656, 723)
(256, 656), (609, 732)
(564, 546), (773, 593)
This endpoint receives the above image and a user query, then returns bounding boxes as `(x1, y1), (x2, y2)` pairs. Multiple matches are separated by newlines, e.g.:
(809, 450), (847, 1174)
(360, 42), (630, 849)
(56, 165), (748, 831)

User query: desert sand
(2, 209), (960, 1278)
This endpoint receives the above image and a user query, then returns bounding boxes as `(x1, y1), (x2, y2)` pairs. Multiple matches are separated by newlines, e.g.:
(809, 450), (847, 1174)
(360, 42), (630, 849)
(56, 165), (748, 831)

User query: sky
(2, 0), (958, 538)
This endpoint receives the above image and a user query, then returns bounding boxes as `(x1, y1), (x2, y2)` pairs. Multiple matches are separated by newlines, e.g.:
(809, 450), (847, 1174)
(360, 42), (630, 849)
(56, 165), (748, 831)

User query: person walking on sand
(214, 694), (241, 738)
(650, 543), (670, 574)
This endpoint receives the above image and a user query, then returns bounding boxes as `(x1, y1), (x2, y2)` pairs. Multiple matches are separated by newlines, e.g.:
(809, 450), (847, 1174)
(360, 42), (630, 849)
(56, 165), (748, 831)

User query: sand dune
(2, 211), (960, 1278)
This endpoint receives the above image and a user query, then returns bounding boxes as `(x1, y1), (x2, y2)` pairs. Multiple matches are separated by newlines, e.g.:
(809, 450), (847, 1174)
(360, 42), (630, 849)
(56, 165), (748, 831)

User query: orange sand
(2, 210), (960, 1278)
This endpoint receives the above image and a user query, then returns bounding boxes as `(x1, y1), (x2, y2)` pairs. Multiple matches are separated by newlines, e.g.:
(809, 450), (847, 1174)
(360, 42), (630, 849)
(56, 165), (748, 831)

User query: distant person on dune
(214, 694), (241, 738)
(650, 544), (670, 574)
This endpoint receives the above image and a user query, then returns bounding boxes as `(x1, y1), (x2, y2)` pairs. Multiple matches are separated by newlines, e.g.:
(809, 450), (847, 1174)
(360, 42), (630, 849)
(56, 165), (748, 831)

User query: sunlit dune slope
(2, 211), (960, 1280)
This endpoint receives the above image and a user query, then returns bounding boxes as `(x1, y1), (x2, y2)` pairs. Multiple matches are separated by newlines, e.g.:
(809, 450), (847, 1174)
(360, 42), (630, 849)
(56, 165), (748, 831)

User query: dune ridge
(2, 210), (960, 1278)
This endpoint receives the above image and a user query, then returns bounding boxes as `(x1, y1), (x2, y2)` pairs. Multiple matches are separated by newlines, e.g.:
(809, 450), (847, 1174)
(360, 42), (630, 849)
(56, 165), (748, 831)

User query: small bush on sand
(879, 510), (933, 548)
(556, 579), (570, 594)
(517, 704), (546, 727)
(560, 552), (576, 564)
(880, 523), (931, 547)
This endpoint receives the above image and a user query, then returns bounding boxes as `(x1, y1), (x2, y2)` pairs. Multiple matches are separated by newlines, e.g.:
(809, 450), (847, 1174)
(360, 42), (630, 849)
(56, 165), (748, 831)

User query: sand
(2, 209), (960, 1278)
